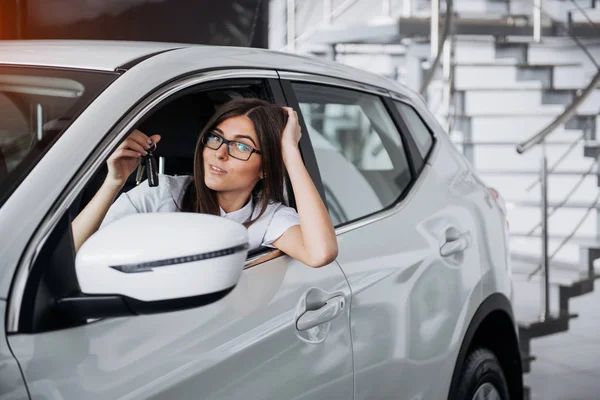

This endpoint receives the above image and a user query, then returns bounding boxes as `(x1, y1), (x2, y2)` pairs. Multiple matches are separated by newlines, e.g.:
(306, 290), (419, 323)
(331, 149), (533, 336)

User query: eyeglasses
(202, 132), (262, 161)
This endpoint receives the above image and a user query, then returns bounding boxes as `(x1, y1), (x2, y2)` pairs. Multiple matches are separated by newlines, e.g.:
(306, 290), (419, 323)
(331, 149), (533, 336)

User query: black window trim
(388, 97), (437, 166)
(383, 97), (427, 175)
(281, 77), (427, 232)
(278, 79), (327, 205)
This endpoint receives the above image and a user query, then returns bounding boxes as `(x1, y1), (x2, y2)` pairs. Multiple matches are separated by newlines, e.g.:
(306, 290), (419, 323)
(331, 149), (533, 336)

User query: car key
(145, 143), (159, 187)
(135, 160), (146, 185)
(135, 142), (159, 187)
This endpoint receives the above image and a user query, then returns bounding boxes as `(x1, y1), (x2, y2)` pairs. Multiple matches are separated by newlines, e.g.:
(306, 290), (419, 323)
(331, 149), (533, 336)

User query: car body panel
(332, 147), (486, 399)
(426, 117), (512, 305)
(8, 258), (354, 399)
(0, 301), (29, 400)
(0, 40), (180, 70)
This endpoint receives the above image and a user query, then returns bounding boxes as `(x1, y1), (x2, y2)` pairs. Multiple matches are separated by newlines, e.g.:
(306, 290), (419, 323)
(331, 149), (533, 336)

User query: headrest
(139, 93), (214, 158)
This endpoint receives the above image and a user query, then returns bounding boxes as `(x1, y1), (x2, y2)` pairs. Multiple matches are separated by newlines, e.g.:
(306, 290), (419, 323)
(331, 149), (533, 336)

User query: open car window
(0, 66), (118, 207)
(22, 78), (287, 334)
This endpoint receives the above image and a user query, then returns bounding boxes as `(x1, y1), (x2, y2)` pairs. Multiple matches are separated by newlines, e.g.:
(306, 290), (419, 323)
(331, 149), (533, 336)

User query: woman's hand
(105, 129), (161, 188)
(281, 107), (302, 155)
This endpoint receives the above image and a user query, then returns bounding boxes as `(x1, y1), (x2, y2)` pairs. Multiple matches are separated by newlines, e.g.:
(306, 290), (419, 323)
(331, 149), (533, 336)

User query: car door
(4, 69), (354, 399)
(285, 75), (484, 400)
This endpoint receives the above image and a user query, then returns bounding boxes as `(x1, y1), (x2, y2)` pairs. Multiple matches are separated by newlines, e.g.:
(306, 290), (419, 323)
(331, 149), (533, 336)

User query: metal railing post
(323, 0), (332, 24)
(403, 0), (413, 17)
(287, 0), (296, 52)
(382, 0), (392, 17)
(442, 36), (452, 132)
(533, 0), (542, 42)
(431, 0), (440, 59)
(540, 151), (551, 320)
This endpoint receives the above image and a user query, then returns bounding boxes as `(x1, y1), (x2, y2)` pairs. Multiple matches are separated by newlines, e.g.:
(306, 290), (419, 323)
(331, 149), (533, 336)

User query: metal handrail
(568, 0), (600, 39)
(517, 70), (600, 153)
(516, 0), (600, 154)
(525, 132), (586, 192)
(420, 0), (454, 95)
(525, 158), (597, 236)
(528, 191), (600, 278)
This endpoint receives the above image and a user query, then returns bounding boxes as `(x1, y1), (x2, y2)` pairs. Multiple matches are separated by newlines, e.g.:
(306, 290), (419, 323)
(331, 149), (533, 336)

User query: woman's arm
(271, 108), (338, 268)
(72, 179), (124, 253)
(71, 130), (160, 253)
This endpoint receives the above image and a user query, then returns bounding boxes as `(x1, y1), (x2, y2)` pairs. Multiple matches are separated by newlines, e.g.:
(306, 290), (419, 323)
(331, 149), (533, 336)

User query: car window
(394, 101), (434, 159)
(0, 66), (118, 207)
(293, 83), (412, 227)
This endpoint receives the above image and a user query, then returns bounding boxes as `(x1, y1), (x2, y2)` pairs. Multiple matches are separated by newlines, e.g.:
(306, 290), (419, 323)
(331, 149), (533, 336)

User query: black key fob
(146, 151), (159, 187)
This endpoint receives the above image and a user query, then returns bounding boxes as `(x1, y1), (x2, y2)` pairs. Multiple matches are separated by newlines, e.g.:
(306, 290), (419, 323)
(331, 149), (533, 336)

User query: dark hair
(181, 98), (288, 227)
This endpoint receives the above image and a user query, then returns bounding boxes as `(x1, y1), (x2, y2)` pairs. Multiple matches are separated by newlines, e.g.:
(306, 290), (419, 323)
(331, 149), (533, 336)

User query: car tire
(453, 348), (510, 400)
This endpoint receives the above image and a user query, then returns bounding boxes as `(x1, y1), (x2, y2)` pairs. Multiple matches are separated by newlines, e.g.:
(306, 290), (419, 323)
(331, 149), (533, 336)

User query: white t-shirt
(101, 175), (300, 250)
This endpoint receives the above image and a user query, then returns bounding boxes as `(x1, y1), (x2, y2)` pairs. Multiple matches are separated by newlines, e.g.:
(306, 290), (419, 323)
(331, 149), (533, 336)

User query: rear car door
(285, 74), (485, 399)
(2, 68), (354, 399)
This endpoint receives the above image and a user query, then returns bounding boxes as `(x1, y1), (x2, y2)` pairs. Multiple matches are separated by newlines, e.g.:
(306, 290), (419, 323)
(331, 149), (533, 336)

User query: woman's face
(203, 115), (262, 197)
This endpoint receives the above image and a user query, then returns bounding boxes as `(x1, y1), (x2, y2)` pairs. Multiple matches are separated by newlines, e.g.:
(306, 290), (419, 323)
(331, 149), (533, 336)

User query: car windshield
(0, 66), (118, 206)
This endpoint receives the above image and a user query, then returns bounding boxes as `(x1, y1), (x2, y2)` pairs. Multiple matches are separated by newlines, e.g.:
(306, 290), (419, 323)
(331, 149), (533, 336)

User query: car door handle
(296, 295), (346, 331)
(440, 234), (469, 257)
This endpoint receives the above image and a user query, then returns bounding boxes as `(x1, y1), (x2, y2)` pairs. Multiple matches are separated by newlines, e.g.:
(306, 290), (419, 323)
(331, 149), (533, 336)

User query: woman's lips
(208, 164), (227, 175)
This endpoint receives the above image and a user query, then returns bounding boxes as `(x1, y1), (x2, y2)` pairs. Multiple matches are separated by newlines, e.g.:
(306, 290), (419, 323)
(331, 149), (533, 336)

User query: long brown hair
(181, 98), (288, 227)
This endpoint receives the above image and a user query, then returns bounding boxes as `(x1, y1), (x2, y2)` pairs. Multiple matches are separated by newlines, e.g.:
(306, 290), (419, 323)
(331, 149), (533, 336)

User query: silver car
(0, 41), (522, 400)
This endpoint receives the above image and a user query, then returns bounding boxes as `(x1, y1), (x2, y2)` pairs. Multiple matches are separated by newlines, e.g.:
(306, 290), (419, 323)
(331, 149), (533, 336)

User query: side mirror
(57, 213), (248, 319)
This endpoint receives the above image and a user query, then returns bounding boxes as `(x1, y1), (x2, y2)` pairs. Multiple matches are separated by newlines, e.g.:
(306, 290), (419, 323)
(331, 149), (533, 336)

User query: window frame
(388, 97), (437, 166)
(7, 69), (291, 334)
(279, 73), (426, 232)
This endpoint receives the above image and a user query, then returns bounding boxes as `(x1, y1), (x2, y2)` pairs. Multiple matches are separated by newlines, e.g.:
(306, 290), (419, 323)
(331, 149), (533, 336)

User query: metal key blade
(135, 160), (146, 186)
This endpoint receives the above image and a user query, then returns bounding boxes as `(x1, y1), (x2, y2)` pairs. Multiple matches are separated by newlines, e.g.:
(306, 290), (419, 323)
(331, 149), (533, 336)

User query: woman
(72, 98), (338, 268)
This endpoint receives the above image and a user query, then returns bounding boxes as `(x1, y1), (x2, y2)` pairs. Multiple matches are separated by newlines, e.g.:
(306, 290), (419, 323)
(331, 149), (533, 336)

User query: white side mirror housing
(61, 213), (248, 318)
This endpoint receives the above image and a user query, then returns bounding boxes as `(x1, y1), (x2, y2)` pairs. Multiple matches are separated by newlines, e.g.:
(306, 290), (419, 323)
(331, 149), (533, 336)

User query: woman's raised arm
(71, 130), (160, 252)
(271, 108), (338, 268)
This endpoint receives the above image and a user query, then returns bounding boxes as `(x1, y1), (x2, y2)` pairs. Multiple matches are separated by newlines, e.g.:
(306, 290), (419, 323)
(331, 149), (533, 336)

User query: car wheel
(454, 348), (509, 400)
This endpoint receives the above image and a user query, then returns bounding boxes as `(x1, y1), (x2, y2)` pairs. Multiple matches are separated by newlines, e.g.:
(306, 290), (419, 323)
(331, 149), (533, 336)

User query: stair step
(584, 140), (600, 158)
(453, 115), (593, 142)
(457, 140), (577, 146)
(453, 86), (599, 92)
(512, 251), (581, 271)
(511, 232), (600, 247)
(559, 277), (596, 313)
(518, 312), (574, 339)
(477, 169), (596, 176)
(455, 63), (587, 90)
(458, 90), (600, 115)
(521, 353), (537, 374)
(561, 277), (595, 297)
(454, 112), (598, 118)
(455, 62), (582, 67)
(506, 199), (597, 208)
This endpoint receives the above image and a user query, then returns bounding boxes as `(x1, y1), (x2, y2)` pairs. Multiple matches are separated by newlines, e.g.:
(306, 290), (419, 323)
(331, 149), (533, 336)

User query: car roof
(0, 40), (410, 97)
(0, 40), (181, 71)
